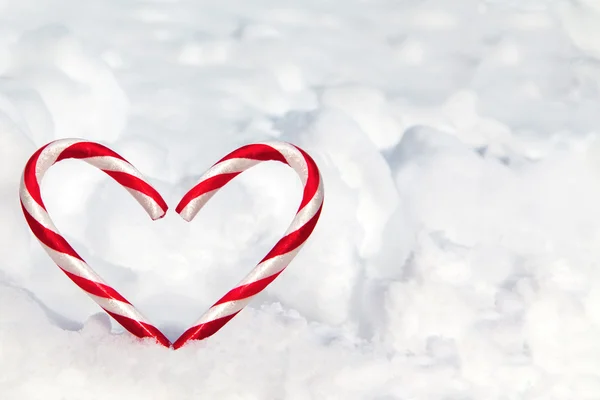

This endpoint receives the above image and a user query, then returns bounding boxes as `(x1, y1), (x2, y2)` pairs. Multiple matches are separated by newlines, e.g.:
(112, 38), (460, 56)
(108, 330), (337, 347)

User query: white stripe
(179, 189), (218, 221)
(260, 141), (309, 185)
(41, 244), (105, 283)
(35, 139), (83, 183)
(196, 298), (253, 325)
(87, 293), (149, 323)
(124, 187), (167, 220)
(237, 247), (302, 287)
(204, 158), (261, 180)
(83, 156), (146, 181)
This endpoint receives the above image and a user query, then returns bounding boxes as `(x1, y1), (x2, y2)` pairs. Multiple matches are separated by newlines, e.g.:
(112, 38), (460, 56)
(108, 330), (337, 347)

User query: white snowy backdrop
(1, 0), (600, 398)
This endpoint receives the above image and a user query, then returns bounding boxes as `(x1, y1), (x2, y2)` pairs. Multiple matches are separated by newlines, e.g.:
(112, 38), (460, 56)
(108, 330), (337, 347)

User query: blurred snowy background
(2, 0), (600, 398)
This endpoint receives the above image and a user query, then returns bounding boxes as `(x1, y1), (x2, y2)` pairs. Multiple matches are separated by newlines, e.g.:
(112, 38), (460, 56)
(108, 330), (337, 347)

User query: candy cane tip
(178, 214), (193, 223)
(176, 207), (195, 222)
(150, 211), (168, 221)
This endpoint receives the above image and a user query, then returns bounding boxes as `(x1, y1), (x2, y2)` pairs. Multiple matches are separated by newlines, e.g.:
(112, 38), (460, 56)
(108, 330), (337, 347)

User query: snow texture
(1, 0), (600, 398)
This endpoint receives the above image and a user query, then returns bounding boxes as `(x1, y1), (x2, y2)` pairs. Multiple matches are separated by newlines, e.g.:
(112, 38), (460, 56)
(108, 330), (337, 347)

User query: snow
(1, 0), (600, 398)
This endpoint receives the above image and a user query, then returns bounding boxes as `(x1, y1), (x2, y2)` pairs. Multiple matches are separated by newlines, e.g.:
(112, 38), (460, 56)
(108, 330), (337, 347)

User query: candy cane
(172, 142), (324, 349)
(21, 139), (324, 349)
(19, 139), (171, 347)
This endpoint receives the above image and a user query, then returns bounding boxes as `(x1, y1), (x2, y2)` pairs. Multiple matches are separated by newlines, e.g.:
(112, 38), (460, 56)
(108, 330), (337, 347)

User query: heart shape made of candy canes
(19, 139), (323, 349)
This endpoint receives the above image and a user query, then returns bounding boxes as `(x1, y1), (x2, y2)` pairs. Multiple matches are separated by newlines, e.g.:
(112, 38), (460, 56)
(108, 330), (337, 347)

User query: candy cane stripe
(23, 146), (48, 209)
(196, 298), (253, 325)
(262, 205), (322, 263)
(175, 173), (241, 218)
(21, 205), (83, 260)
(82, 156), (147, 178)
(41, 244), (99, 281)
(177, 190), (218, 222)
(86, 294), (145, 320)
(201, 158), (262, 180)
(56, 141), (128, 163)
(102, 170), (168, 219)
(20, 138), (170, 347)
(104, 311), (171, 347)
(263, 142), (309, 184)
(122, 188), (170, 222)
(35, 139), (83, 182)
(172, 141), (323, 349)
(218, 143), (289, 165)
(297, 148), (320, 210)
(238, 247), (303, 287)
(174, 314), (239, 347)
(213, 271), (283, 306)
(63, 270), (131, 304)
(285, 176), (324, 235)
(20, 191), (59, 233)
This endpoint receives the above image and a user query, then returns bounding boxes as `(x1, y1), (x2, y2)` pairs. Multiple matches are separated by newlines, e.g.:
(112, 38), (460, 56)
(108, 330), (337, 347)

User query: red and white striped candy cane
(172, 142), (324, 349)
(19, 138), (171, 347)
(21, 139), (324, 349)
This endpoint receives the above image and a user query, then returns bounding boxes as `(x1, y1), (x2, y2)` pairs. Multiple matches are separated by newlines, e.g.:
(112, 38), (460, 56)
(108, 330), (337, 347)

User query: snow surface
(2, 0), (600, 398)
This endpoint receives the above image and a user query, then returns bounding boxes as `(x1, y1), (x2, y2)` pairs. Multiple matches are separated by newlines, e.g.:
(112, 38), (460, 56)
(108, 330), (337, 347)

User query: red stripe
(172, 313), (239, 349)
(175, 172), (241, 213)
(296, 147), (321, 211)
(105, 311), (171, 347)
(60, 269), (131, 304)
(23, 144), (50, 210)
(217, 144), (288, 165)
(103, 170), (168, 212)
(55, 141), (128, 162)
(214, 270), (283, 306)
(21, 202), (83, 261)
(260, 204), (322, 263)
